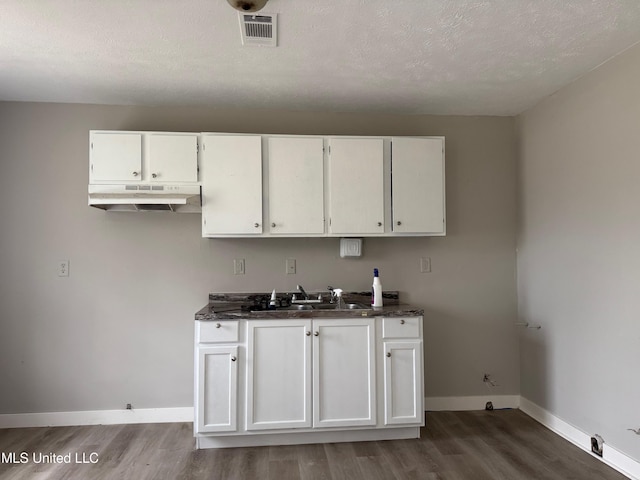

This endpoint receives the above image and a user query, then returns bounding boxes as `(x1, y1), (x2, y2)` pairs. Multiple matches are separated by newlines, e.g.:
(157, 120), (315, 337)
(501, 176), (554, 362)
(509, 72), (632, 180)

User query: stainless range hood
(88, 184), (201, 212)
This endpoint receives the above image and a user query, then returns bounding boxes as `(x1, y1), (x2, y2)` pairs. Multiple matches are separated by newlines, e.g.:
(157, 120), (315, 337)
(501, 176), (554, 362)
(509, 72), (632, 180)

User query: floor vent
(239, 13), (277, 46)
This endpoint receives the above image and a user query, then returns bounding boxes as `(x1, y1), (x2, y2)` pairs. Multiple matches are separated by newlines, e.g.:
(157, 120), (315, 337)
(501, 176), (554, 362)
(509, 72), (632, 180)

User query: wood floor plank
(268, 459), (301, 480)
(0, 411), (630, 480)
(322, 442), (362, 480)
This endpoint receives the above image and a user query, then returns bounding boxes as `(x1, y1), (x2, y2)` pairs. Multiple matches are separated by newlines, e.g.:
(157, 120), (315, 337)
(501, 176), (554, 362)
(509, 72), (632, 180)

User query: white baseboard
(1, 398), (637, 480)
(0, 407), (194, 429)
(520, 397), (640, 480)
(425, 394), (520, 411)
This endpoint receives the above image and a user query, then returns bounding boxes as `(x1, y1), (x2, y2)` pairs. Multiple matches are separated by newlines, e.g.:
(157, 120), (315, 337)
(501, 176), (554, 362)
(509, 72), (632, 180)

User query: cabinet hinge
(197, 142), (199, 154)
(328, 145), (331, 155)
(90, 142), (93, 149)
(90, 163), (93, 172)
(202, 142), (205, 151)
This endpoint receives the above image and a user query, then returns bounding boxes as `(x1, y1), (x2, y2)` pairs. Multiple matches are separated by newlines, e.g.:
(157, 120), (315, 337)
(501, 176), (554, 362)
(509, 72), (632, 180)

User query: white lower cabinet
(383, 341), (422, 425)
(195, 345), (238, 433)
(246, 320), (312, 430)
(312, 319), (376, 428)
(194, 316), (423, 448)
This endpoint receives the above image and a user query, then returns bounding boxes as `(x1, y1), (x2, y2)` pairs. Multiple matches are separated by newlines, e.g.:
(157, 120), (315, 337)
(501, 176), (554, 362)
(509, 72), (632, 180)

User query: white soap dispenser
(372, 268), (383, 307)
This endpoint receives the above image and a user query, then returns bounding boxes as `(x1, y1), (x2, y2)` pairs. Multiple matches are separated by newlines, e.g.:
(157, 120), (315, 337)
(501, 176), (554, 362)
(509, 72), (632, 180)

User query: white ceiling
(2, 0), (640, 116)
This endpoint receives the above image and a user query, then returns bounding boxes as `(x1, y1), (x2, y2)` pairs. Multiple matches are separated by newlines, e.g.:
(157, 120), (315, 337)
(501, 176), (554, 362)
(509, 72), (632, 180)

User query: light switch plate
(286, 258), (296, 274)
(420, 257), (431, 273)
(234, 258), (245, 275)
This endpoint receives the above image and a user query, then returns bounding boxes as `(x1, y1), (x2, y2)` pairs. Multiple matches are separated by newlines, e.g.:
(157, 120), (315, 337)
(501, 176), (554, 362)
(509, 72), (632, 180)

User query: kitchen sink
(313, 303), (368, 310)
(285, 302), (369, 311)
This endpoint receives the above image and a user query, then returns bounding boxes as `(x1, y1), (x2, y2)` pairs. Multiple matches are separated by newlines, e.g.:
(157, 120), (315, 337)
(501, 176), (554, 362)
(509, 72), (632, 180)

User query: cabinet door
(196, 345), (238, 433)
(328, 138), (384, 234)
(201, 135), (262, 235)
(268, 137), (324, 234)
(90, 132), (142, 183)
(146, 133), (198, 183)
(312, 318), (376, 428)
(246, 320), (312, 430)
(391, 137), (445, 234)
(383, 341), (423, 425)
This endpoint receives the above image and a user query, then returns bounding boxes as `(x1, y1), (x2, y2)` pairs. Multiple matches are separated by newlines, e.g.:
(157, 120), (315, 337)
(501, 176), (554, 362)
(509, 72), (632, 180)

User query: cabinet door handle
(400, 319), (405, 325)
(314, 331), (319, 336)
(132, 171), (139, 177)
(254, 223), (260, 228)
(231, 356), (237, 362)
(305, 331), (311, 336)
(377, 222), (382, 227)
(215, 323), (221, 328)
(271, 223), (276, 228)
(386, 352), (391, 358)
(397, 221), (402, 226)
(152, 173), (158, 178)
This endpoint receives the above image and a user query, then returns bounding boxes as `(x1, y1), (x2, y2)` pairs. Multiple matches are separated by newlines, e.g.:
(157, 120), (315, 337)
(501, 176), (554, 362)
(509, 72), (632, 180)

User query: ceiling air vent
(239, 13), (277, 46)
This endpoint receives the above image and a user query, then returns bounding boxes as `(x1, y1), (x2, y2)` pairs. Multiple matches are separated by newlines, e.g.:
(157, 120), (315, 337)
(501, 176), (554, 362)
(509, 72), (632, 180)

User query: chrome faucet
(327, 286), (335, 303)
(296, 284), (309, 301)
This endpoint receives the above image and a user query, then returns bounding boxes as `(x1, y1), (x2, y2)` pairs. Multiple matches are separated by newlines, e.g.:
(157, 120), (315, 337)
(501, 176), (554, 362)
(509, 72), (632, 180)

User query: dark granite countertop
(195, 291), (424, 321)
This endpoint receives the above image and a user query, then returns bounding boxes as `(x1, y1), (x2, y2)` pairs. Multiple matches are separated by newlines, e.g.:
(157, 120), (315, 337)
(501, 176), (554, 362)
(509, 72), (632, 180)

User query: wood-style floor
(0, 410), (628, 480)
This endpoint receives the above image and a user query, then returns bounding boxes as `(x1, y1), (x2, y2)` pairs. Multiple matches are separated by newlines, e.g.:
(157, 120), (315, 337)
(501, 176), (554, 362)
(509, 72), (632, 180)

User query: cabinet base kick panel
(196, 426), (420, 449)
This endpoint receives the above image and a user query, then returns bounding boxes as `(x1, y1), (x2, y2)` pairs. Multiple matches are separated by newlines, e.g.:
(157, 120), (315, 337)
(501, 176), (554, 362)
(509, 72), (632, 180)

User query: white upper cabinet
(267, 137), (325, 235)
(201, 134), (263, 236)
(391, 137), (445, 234)
(90, 131), (142, 183)
(328, 138), (384, 235)
(89, 131), (199, 184)
(146, 133), (198, 183)
(89, 131), (445, 236)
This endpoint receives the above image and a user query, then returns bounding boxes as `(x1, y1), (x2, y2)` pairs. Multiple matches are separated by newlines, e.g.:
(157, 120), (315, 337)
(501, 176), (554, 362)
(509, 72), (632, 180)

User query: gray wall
(0, 102), (518, 414)
(517, 43), (640, 460)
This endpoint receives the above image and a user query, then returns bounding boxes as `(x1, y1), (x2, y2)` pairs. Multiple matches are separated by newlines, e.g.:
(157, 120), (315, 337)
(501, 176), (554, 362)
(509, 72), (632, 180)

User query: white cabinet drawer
(381, 317), (420, 339)
(197, 321), (239, 343)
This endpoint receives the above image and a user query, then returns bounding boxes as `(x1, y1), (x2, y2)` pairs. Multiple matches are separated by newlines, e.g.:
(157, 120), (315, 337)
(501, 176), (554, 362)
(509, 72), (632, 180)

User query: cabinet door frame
(146, 133), (199, 183)
(383, 341), (423, 425)
(201, 134), (263, 236)
(328, 137), (385, 235)
(312, 318), (377, 428)
(391, 137), (445, 234)
(266, 136), (325, 235)
(246, 319), (312, 430)
(196, 345), (238, 433)
(89, 131), (142, 183)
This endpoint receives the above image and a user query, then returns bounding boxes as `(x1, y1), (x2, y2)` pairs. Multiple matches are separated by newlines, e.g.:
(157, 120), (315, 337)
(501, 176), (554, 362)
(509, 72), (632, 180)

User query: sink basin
(284, 303), (369, 311)
(287, 304), (315, 311)
(313, 303), (368, 310)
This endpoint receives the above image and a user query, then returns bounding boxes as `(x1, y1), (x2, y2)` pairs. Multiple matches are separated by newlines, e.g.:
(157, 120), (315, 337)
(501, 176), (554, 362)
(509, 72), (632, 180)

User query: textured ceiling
(1, 0), (640, 116)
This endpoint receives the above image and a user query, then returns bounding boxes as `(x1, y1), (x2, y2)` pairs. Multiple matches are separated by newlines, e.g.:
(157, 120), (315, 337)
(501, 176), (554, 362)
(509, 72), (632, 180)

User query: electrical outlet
(286, 258), (296, 275)
(420, 257), (431, 273)
(58, 260), (69, 277)
(234, 258), (245, 275)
